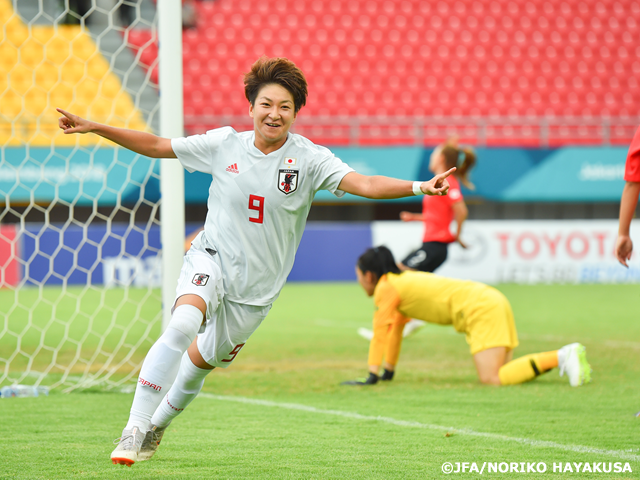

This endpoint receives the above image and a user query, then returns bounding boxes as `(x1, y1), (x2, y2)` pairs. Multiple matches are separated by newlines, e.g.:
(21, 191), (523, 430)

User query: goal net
(0, 0), (166, 392)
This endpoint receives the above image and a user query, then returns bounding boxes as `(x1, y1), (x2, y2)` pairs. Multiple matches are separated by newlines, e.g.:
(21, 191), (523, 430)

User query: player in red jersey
(399, 137), (476, 272)
(615, 126), (640, 267)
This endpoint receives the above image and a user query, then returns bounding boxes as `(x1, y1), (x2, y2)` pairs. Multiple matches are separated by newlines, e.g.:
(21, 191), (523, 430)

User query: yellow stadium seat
(28, 129), (54, 146)
(0, 91), (23, 116)
(58, 25), (83, 42)
(61, 57), (86, 81)
(0, 0), (13, 23)
(25, 89), (48, 116)
(87, 58), (109, 80)
(66, 101), (88, 118)
(114, 94), (134, 118)
(1, 3), (147, 146)
(71, 41), (94, 62)
(0, 43), (19, 67)
(31, 27), (54, 45)
(19, 39), (45, 66)
(8, 64), (33, 95)
(35, 63), (60, 91)
(55, 130), (80, 146)
(89, 98), (112, 120)
(99, 76), (120, 96)
(128, 118), (147, 131)
(45, 37), (71, 63)
(5, 17), (28, 45)
(50, 84), (74, 111)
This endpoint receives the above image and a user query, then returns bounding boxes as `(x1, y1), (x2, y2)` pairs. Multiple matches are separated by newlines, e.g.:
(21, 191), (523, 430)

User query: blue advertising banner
(1, 147), (159, 206)
(21, 224), (161, 286)
(501, 147), (627, 201)
(18, 222), (371, 286)
(13, 220), (638, 286)
(287, 223), (372, 281)
(312, 146), (424, 203)
(2, 145), (628, 206)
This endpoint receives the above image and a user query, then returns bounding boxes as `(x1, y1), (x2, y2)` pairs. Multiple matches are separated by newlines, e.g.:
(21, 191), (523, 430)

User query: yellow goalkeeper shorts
(464, 288), (519, 355)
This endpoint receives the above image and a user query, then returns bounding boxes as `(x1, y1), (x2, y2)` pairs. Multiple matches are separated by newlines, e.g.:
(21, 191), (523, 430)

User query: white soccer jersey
(171, 127), (354, 306)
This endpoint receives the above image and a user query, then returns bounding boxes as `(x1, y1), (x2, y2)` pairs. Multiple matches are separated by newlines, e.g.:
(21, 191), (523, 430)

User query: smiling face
(249, 83), (297, 155)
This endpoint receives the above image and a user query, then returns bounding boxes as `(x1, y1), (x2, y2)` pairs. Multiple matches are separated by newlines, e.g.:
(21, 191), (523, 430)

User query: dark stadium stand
(123, 0), (640, 146)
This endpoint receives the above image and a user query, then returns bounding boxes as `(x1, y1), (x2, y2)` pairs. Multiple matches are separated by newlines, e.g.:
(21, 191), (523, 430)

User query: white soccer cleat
(111, 426), (145, 466)
(402, 319), (427, 338)
(357, 328), (374, 341)
(558, 343), (592, 387)
(138, 423), (169, 461)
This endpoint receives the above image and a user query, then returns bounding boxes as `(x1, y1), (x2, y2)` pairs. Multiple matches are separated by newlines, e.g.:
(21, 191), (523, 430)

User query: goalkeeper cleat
(402, 319), (427, 338)
(558, 343), (592, 387)
(111, 426), (145, 466)
(357, 328), (374, 341)
(341, 372), (379, 385)
(381, 368), (394, 381)
(138, 423), (170, 461)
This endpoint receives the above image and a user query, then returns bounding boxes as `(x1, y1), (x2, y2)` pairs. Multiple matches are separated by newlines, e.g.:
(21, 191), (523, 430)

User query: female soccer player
(343, 246), (591, 388)
(399, 137), (476, 272)
(357, 138), (477, 340)
(57, 57), (455, 466)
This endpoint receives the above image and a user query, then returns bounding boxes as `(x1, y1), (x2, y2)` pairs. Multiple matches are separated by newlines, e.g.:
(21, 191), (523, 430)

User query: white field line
(200, 393), (640, 462)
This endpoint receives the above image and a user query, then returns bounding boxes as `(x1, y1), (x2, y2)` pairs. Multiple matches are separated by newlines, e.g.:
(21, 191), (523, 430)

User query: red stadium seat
(117, 0), (640, 144)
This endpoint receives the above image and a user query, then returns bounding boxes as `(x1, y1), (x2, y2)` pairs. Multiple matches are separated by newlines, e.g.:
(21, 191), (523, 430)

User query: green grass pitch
(1, 283), (639, 479)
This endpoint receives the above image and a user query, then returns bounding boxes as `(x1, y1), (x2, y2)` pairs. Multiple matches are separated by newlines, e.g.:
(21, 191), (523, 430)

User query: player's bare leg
(473, 347), (509, 385)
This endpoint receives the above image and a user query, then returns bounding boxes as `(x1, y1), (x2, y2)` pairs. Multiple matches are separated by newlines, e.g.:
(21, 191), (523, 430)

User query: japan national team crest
(278, 169), (299, 195)
(192, 273), (209, 286)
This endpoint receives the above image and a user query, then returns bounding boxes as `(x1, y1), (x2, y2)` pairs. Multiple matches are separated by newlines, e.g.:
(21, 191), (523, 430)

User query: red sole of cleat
(111, 458), (135, 466)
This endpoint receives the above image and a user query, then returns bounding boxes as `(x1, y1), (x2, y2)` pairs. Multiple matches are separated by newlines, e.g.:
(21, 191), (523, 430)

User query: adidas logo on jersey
(226, 163), (239, 174)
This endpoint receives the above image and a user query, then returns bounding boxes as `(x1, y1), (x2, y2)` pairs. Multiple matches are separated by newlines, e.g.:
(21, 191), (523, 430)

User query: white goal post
(158, 0), (184, 331)
(0, 0), (184, 391)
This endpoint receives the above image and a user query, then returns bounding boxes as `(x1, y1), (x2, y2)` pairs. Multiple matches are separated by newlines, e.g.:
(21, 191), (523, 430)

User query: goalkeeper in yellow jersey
(342, 246), (591, 387)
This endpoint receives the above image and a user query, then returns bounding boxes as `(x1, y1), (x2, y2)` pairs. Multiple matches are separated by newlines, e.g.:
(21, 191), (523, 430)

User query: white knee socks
(124, 304), (203, 432)
(150, 351), (212, 427)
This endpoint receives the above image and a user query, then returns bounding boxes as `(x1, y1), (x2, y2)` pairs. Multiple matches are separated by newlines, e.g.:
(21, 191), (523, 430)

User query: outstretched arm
(399, 211), (422, 222)
(616, 181), (640, 267)
(379, 320), (406, 373)
(338, 168), (456, 199)
(57, 108), (177, 159)
(367, 311), (408, 374)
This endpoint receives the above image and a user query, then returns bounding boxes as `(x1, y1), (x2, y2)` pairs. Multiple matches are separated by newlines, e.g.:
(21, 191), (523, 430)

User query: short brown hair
(244, 57), (308, 114)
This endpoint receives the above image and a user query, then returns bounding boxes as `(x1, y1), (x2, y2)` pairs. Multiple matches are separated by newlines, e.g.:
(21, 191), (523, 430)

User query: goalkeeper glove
(381, 369), (394, 381)
(341, 372), (379, 385)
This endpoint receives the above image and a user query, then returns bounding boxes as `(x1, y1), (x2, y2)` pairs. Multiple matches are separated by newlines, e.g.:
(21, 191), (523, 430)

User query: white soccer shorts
(174, 232), (271, 368)
(174, 240), (224, 321)
(196, 298), (271, 368)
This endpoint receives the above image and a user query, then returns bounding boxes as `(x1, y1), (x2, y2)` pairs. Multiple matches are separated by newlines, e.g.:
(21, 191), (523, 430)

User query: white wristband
(412, 181), (424, 196)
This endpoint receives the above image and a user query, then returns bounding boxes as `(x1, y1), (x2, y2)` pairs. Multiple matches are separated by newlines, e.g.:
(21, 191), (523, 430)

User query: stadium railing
(184, 115), (640, 148)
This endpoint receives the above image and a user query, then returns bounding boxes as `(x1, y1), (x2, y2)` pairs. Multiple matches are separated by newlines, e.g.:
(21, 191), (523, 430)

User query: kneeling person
(343, 246), (591, 387)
